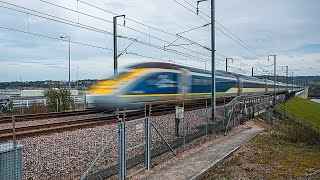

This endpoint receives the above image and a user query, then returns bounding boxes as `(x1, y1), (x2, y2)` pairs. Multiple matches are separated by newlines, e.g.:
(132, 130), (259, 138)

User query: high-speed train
(86, 62), (300, 109)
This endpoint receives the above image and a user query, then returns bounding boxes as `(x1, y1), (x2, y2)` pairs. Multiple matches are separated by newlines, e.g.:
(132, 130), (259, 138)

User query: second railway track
(0, 99), (226, 141)
(0, 109), (104, 124)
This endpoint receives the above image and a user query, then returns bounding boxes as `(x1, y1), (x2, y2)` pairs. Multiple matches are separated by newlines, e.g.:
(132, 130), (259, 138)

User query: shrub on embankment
(273, 117), (320, 145)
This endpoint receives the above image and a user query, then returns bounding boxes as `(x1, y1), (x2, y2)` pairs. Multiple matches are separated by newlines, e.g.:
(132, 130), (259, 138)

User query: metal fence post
(205, 100), (208, 135)
(12, 116), (19, 179)
(223, 98), (226, 128)
(12, 116), (16, 142)
(144, 104), (151, 170)
(118, 109), (126, 180)
(284, 103), (286, 120)
(182, 101), (185, 148)
(56, 98), (59, 112)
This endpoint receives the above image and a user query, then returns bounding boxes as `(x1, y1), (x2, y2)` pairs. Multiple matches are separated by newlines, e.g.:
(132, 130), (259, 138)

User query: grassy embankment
(280, 97), (320, 133)
(204, 97), (320, 179)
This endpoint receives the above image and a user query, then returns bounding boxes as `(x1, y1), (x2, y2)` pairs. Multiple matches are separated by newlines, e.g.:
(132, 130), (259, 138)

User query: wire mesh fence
(1, 96), (87, 117)
(1, 95), (279, 180)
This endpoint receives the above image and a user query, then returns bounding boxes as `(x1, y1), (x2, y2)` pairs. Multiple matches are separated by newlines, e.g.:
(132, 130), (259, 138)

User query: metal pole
(145, 104), (151, 170)
(274, 56), (276, 105)
(291, 72), (294, 92)
(113, 15), (125, 76)
(252, 67), (254, 77)
(211, 0), (216, 121)
(68, 36), (71, 89)
(286, 66), (288, 92)
(225, 58), (233, 72)
(12, 116), (16, 142)
(113, 16), (118, 75)
(76, 66), (79, 90)
(268, 55), (276, 105)
(118, 110), (126, 180)
(225, 58), (227, 72)
(205, 100), (208, 135)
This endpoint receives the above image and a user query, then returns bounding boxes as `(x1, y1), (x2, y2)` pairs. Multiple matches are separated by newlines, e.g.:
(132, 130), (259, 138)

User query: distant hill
(256, 76), (320, 85)
(0, 79), (98, 90)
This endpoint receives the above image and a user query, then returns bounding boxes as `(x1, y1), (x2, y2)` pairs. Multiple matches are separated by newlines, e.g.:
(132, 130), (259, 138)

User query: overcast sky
(0, 0), (319, 82)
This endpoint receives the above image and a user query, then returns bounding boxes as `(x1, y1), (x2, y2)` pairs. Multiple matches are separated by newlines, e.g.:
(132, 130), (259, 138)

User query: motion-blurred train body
(86, 62), (299, 109)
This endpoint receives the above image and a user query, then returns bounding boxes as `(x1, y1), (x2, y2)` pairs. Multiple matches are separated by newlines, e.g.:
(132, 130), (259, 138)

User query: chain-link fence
(1, 96), (87, 117)
(1, 95), (277, 180)
(264, 103), (320, 145)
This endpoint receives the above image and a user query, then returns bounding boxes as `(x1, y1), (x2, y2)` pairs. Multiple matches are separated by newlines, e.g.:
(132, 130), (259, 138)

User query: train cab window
(128, 72), (179, 95)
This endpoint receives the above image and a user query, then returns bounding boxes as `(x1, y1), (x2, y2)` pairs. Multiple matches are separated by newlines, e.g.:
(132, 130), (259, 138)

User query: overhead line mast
(210, 0), (216, 121)
(197, 0), (215, 121)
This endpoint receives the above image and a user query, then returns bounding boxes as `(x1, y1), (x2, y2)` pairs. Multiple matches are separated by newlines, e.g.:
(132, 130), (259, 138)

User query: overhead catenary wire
(40, 0), (266, 74)
(173, 0), (268, 60)
(39, 0), (212, 56)
(0, 1), (211, 63)
(176, 23), (210, 35)
(180, 0), (266, 60)
(0, 0), (279, 78)
(0, 25), (113, 51)
(0, 25), (215, 70)
(78, 0), (211, 51)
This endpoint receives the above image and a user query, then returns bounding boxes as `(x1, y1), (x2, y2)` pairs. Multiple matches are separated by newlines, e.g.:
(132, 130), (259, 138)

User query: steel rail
(0, 109), (103, 124)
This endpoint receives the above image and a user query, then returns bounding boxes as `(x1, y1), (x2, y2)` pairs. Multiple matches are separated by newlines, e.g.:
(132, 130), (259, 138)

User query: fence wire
(1, 95), (284, 180)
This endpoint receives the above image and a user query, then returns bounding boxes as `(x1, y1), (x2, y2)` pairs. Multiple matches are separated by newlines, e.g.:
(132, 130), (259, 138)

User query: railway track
(0, 109), (103, 124)
(0, 116), (116, 141)
(0, 99), (225, 141)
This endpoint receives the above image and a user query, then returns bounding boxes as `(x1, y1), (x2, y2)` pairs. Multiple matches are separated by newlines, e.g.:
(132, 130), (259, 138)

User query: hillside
(284, 97), (320, 132)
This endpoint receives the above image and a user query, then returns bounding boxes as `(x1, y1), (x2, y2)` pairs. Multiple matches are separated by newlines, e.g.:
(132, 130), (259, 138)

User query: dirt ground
(203, 120), (320, 180)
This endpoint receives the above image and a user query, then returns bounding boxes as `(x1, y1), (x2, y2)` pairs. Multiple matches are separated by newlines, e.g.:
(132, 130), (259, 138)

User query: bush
(44, 88), (73, 112)
(26, 102), (48, 114)
(273, 114), (320, 145)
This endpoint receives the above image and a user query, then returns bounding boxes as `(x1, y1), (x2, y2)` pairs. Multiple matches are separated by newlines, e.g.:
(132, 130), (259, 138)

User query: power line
(80, 0), (212, 52)
(180, 0), (266, 59)
(40, 0), (212, 55)
(1, 0), (278, 78)
(0, 1), (211, 63)
(176, 23), (210, 35)
(0, 25), (214, 71)
(172, 0), (277, 74)
(55, 0), (272, 74)
(0, 26), (114, 51)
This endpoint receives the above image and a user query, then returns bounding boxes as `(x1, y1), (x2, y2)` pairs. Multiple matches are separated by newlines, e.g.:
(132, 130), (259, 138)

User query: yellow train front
(86, 63), (188, 110)
(86, 62), (290, 110)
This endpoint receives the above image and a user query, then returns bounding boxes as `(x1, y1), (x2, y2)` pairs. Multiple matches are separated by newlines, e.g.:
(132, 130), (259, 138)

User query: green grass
(283, 97), (320, 132)
(203, 123), (320, 179)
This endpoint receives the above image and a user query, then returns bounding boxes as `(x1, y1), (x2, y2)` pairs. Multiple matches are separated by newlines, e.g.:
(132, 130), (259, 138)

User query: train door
(264, 80), (268, 93)
(235, 75), (243, 96)
(178, 68), (191, 99)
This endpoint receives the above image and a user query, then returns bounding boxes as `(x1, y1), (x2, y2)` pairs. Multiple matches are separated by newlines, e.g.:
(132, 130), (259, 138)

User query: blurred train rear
(86, 62), (295, 110)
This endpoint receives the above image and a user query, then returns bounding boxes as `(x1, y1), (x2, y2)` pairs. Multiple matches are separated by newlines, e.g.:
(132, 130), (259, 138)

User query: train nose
(85, 95), (99, 109)
(85, 94), (121, 110)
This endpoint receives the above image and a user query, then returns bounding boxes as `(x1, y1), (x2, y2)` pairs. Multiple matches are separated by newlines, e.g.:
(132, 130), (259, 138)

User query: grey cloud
(1, 0), (320, 81)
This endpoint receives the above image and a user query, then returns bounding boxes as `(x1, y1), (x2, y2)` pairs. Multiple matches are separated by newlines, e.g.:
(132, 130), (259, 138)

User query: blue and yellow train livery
(86, 62), (293, 110)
